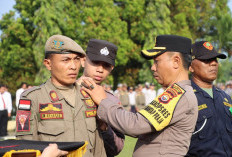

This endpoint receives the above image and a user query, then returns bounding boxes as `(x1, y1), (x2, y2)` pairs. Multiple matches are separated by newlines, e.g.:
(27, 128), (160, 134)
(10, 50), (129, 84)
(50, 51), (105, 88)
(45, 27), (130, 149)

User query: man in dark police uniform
(186, 41), (232, 157)
(80, 35), (198, 157)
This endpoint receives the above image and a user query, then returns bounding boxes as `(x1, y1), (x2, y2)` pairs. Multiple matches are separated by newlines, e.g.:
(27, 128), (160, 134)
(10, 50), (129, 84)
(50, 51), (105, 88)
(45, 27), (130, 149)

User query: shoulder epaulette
(21, 86), (41, 97)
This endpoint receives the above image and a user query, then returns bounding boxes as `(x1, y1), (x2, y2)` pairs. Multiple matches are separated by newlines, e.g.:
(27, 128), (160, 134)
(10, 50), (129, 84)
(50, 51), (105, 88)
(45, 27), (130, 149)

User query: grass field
(116, 136), (137, 157)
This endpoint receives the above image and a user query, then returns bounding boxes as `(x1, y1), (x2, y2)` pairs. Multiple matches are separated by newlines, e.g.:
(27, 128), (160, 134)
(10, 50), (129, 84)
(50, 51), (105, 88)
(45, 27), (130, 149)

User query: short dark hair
(179, 53), (192, 70)
(20, 82), (27, 88)
(167, 52), (191, 70)
(44, 53), (54, 59)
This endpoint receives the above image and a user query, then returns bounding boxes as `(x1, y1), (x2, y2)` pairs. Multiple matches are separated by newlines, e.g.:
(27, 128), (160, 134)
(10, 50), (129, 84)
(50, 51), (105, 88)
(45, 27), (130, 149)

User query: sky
(0, 0), (232, 21)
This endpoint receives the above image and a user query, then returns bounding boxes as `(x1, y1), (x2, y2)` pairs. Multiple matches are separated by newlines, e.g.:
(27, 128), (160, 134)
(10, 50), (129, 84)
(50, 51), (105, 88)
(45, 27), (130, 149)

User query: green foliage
(0, 0), (232, 95)
(116, 136), (137, 157)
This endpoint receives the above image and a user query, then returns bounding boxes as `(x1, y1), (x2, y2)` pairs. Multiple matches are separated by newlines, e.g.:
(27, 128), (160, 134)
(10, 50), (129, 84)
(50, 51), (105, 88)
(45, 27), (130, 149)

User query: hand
(40, 144), (68, 157)
(97, 117), (108, 131)
(8, 113), (11, 118)
(81, 78), (107, 105)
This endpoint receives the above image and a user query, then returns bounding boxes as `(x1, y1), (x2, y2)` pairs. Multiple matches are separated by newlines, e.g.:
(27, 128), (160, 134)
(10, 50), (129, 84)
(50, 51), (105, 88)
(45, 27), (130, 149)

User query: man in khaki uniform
(81, 35), (198, 157)
(77, 39), (125, 157)
(15, 35), (106, 157)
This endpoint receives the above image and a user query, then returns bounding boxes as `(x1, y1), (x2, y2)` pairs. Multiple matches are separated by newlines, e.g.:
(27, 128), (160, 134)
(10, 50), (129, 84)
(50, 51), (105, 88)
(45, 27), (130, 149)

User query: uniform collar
(191, 80), (218, 98)
(44, 78), (79, 102)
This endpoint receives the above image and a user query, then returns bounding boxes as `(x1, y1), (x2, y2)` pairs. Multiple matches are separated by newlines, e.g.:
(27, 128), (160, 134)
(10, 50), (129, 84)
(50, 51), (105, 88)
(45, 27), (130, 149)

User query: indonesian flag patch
(18, 99), (31, 110)
(16, 110), (31, 132)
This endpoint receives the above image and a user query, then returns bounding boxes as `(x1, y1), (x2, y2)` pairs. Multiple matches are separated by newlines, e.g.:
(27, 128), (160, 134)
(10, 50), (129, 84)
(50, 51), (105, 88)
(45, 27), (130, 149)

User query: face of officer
(190, 58), (218, 85)
(82, 57), (114, 85)
(151, 52), (184, 88)
(44, 53), (84, 86)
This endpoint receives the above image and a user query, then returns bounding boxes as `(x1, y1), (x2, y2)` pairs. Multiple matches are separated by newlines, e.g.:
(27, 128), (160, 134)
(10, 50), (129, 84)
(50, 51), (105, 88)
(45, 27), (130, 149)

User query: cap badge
(52, 40), (64, 50)
(203, 42), (213, 50)
(100, 47), (109, 56)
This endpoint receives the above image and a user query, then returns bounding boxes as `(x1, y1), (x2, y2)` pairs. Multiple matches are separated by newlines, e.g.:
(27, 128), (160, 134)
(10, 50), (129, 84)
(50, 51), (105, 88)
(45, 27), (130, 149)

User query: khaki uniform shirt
(97, 80), (198, 157)
(16, 79), (106, 157)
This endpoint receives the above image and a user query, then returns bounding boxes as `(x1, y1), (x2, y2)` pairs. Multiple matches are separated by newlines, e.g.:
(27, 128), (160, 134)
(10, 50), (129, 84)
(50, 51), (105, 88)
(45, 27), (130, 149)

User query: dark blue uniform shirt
(186, 80), (232, 157)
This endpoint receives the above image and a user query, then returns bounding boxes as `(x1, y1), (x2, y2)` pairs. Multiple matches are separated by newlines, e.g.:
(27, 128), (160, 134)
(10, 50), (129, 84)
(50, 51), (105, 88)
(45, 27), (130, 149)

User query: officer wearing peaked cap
(80, 35), (198, 157)
(15, 35), (107, 157)
(186, 41), (232, 157)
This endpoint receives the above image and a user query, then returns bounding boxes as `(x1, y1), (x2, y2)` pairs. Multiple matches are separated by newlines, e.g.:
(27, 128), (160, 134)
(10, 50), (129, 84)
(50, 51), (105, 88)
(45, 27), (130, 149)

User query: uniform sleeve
(16, 95), (39, 140)
(101, 126), (125, 156)
(97, 98), (154, 137)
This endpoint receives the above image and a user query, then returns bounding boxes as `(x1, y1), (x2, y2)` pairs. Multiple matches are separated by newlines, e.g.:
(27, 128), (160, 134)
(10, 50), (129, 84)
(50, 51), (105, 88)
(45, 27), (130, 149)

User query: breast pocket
(38, 120), (65, 141)
(193, 109), (213, 140)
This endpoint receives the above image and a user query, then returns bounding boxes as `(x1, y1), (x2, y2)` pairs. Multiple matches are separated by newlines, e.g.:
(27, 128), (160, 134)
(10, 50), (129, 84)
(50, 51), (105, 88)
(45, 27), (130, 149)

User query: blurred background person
(114, 83), (122, 98)
(128, 87), (136, 113)
(0, 84), (12, 137)
(119, 83), (129, 110)
(15, 82), (27, 108)
(135, 84), (145, 110)
(145, 83), (156, 105)
(225, 80), (232, 97)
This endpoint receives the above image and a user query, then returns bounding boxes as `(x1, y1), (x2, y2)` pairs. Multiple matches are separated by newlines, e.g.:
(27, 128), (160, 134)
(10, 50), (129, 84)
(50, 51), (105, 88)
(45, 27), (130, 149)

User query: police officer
(81, 35), (198, 157)
(186, 41), (232, 156)
(15, 35), (106, 157)
(77, 39), (125, 157)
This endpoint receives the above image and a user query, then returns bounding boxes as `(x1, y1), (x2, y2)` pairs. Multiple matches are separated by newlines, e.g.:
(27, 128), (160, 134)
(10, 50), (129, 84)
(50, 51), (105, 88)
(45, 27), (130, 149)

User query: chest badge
(50, 90), (59, 102)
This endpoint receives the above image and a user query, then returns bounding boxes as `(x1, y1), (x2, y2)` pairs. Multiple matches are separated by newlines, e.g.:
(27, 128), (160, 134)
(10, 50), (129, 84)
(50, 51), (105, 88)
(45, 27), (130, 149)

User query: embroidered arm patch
(139, 84), (185, 131)
(16, 110), (31, 132)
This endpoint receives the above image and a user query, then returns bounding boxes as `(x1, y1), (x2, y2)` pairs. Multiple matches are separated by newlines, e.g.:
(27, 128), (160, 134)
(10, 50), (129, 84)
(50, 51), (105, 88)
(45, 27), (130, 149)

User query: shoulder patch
(21, 86), (41, 97)
(139, 84), (185, 131)
(18, 99), (31, 110)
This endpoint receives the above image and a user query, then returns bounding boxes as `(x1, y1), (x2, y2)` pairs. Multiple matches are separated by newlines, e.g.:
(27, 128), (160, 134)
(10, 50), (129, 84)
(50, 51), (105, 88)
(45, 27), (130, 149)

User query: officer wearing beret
(15, 35), (106, 157)
(186, 41), (232, 157)
(80, 35), (198, 157)
(77, 39), (124, 157)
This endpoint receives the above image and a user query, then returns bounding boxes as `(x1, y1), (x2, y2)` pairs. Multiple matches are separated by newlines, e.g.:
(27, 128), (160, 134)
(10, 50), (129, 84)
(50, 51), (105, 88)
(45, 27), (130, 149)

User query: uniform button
(203, 115), (206, 119)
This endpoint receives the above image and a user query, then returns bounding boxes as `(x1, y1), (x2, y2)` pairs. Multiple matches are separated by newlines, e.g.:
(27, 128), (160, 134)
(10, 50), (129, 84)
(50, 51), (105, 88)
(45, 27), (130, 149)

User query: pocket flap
(86, 118), (97, 133)
(38, 121), (64, 135)
(197, 109), (213, 122)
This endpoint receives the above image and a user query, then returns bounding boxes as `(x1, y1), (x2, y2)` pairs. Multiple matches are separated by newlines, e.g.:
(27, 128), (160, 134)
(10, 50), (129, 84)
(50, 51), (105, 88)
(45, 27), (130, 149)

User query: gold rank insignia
(198, 104), (207, 111)
(224, 102), (232, 108)
(50, 90), (59, 102)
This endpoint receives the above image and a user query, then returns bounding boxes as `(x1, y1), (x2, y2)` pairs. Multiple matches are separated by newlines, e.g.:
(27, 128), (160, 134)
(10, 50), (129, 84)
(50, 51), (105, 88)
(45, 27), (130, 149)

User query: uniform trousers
(0, 110), (8, 136)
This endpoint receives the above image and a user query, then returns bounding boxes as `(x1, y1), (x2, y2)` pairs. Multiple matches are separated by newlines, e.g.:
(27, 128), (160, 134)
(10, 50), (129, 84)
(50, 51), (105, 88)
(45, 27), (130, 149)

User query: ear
(43, 59), (52, 71)
(172, 55), (181, 69)
(81, 57), (86, 68)
(189, 64), (194, 73)
(110, 66), (114, 72)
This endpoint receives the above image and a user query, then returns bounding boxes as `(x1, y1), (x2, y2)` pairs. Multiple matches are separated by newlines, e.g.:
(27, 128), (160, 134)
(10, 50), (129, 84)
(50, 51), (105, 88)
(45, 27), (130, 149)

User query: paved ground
(0, 120), (16, 141)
